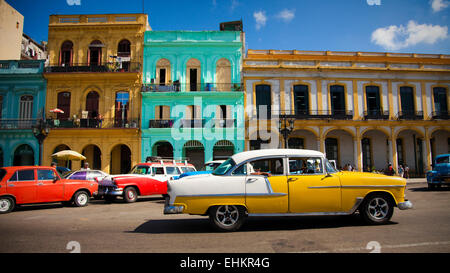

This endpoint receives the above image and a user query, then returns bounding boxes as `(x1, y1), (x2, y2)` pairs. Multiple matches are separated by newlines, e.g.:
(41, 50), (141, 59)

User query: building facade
(0, 0), (24, 60)
(244, 49), (450, 177)
(42, 14), (150, 174)
(141, 30), (245, 169)
(0, 60), (46, 167)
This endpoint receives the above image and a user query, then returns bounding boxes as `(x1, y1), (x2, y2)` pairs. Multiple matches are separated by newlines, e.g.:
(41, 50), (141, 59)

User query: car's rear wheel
(0, 196), (15, 214)
(360, 194), (393, 225)
(73, 191), (90, 207)
(123, 187), (138, 203)
(209, 205), (246, 232)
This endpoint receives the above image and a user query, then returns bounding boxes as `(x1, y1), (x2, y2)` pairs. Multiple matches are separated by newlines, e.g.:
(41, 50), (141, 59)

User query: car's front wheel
(360, 194), (394, 225)
(123, 187), (138, 203)
(209, 205), (246, 232)
(73, 191), (90, 207)
(0, 196), (15, 214)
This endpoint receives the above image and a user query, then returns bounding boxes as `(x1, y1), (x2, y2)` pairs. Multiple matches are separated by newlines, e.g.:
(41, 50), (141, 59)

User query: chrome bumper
(163, 197), (184, 214)
(98, 186), (123, 196)
(398, 200), (413, 210)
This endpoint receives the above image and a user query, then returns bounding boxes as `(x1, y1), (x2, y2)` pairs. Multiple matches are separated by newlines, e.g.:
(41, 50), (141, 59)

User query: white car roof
(205, 160), (225, 164)
(231, 149), (325, 165)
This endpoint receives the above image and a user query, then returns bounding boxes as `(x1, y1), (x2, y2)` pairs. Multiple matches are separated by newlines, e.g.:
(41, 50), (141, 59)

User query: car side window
(37, 169), (57, 180)
(289, 157), (323, 175)
(166, 167), (181, 175)
(152, 167), (165, 175)
(248, 158), (284, 176)
(13, 170), (35, 181)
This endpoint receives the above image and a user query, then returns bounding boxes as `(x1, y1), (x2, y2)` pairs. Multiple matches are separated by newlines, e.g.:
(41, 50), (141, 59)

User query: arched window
(114, 91), (129, 127)
(88, 40), (103, 66)
(85, 91), (99, 127)
(60, 40), (73, 66)
(216, 58), (231, 91)
(156, 58), (171, 86)
(118, 39), (131, 71)
(186, 58), (201, 91)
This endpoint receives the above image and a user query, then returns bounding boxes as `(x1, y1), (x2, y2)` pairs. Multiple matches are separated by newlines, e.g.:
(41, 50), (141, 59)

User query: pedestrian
(51, 162), (57, 168)
(404, 164), (409, 178)
(398, 165), (404, 178)
(81, 162), (91, 170)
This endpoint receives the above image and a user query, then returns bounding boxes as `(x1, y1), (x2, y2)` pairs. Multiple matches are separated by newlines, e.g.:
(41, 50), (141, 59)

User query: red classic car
(97, 159), (196, 203)
(0, 166), (98, 213)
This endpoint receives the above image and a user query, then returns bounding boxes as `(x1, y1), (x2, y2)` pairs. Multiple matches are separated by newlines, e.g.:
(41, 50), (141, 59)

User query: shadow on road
(409, 186), (450, 192)
(131, 215), (397, 234)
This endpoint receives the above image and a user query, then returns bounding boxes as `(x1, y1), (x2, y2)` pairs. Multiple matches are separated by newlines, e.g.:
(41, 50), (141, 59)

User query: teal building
(141, 27), (245, 169)
(0, 60), (47, 167)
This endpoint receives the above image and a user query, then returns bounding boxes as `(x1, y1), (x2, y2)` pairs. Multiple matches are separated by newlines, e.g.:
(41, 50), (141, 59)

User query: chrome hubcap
(0, 199), (11, 212)
(216, 205), (239, 226)
(128, 190), (135, 200)
(77, 194), (88, 205)
(368, 198), (389, 219)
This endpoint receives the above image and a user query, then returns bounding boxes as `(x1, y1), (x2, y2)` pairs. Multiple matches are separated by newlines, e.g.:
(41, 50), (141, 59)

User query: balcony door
(19, 95), (33, 128)
(57, 92), (71, 120)
(366, 86), (381, 115)
(433, 87), (448, 114)
(88, 40), (103, 66)
(294, 84), (309, 116)
(255, 84), (272, 119)
(114, 92), (129, 127)
(86, 91), (99, 121)
(330, 85), (346, 115)
(400, 86), (415, 116)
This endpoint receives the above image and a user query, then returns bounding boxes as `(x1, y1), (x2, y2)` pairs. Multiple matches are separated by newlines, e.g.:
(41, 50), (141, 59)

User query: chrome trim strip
(177, 192), (287, 198)
(341, 185), (405, 188)
(308, 186), (341, 189)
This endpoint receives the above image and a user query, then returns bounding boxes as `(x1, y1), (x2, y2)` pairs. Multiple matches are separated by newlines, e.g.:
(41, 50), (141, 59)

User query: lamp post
(279, 113), (296, 149)
(32, 118), (50, 166)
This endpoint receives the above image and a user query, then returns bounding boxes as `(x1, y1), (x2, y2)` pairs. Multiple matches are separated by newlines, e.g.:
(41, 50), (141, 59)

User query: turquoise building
(141, 28), (245, 169)
(0, 60), (47, 167)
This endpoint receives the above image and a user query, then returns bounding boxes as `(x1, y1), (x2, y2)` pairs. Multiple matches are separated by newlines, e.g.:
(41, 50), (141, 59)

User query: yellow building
(43, 14), (150, 173)
(243, 49), (450, 177)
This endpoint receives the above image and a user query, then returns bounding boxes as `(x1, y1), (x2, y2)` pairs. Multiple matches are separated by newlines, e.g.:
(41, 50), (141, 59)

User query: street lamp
(279, 113), (296, 149)
(32, 118), (50, 166)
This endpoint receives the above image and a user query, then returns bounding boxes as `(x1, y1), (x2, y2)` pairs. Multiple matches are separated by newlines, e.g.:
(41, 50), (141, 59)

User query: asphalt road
(0, 182), (449, 253)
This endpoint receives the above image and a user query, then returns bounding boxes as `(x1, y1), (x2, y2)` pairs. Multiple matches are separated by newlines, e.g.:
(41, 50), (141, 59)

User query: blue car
(426, 154), (450, 189)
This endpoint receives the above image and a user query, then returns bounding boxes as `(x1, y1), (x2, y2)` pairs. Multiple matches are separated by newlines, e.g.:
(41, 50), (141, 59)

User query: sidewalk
(406, 178), (426, 184)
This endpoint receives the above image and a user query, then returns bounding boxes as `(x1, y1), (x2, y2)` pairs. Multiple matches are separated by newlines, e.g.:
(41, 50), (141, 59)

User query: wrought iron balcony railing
(46, 118), (139, 129)
(397, 111), (424, 120)
(0, 119), (38, 130)
(277, 110), (353, 120)
(431, 111), (450, 120)
(44, 62), (141, 73)
(141, 83), (244, 92)
(363, 110), (390, 120)
(149, 119), (174, 128)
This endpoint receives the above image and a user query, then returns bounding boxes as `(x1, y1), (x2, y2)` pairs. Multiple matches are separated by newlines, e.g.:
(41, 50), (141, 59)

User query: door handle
(37, 183), (44, 186)
(246, 178), (257, 183)
(8, 184), (14, 187)
(288, 177), (298, 182)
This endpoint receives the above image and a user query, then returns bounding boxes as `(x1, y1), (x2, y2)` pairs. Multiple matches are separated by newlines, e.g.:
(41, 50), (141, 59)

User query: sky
(6, 0), (450, 54)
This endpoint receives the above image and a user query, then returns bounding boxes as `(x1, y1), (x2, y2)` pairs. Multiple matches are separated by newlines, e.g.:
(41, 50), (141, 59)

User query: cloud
(276, 9), (295, 22)
(367, 0), (381, 6)
(371, 20), (448, 50)
(430, 0), (449, 12)
(253, 10), (267, 30)
(66, 0), (81, 5)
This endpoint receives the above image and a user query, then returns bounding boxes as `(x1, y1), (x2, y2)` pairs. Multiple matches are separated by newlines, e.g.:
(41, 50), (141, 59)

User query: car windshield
(212, 158), (236, 175)
(436, 156), (450, 164)
(130, 165), (150, 175)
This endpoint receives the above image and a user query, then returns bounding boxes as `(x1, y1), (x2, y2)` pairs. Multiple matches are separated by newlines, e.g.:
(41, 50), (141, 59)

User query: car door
(287, 157), (341, 213)
(7, 169), (38, 204)
(37, 169), (64, 202)
(245, 157), (289, 214)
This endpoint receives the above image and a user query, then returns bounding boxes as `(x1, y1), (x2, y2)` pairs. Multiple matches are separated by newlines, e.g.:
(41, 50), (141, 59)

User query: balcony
(0, 119), (38, 130)
(278, 110), (353, 120)
(44, 62), (141, 73)
(149, 119), (174, 128)
(148, 119), (236, 129)
(46, 118), (139, 129)
(141, 83), (244, 92)
(397, 111), (424, 120)
(431, 111), (450, 120)
(363, 110), (390, 120)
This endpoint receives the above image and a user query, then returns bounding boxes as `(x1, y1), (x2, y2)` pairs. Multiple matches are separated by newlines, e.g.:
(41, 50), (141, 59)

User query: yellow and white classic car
(164, 149), (413, 231)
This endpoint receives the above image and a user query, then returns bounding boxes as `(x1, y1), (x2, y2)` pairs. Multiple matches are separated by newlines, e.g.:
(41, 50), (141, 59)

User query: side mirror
(53, 176), (59, 183)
